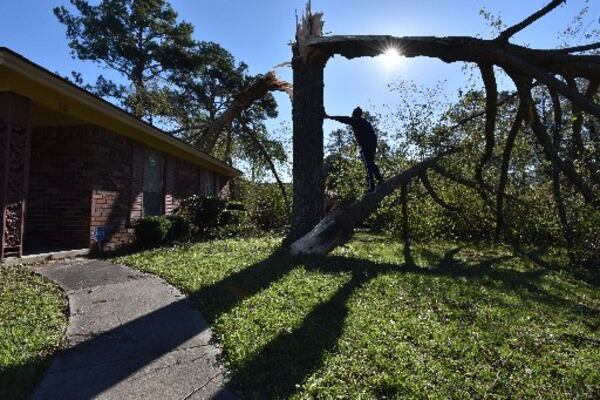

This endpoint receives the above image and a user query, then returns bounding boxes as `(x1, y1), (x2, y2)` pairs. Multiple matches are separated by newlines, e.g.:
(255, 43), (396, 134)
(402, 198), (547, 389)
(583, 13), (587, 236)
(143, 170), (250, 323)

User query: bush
(134, 216), (173, 248)
(212, 209), (258, 239)
(166, 215), (193, 242)
(173, 195), (257, 239)
(176, 195), (227, 235)
(134, 215), (193, 248)
(237, 180), (290, 231)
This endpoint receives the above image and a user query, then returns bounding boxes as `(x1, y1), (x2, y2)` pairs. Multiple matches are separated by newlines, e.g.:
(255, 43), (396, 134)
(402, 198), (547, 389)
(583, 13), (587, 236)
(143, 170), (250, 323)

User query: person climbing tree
(325, 107), (384, 192)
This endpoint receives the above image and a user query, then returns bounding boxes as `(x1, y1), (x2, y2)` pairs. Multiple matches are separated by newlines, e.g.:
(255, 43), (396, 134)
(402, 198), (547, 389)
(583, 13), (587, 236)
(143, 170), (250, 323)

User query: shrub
(212, 209), (258, 238)
(133, 215), (193, 248)
(166, 215), (193, 242)
(237, 180), (290, 231)
(176, 195), (227, 235)
(134, 216), (173, 248)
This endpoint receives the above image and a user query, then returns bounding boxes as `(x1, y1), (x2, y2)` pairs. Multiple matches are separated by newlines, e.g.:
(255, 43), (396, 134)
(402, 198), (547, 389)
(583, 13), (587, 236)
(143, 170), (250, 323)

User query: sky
(0, 0), (598, 166)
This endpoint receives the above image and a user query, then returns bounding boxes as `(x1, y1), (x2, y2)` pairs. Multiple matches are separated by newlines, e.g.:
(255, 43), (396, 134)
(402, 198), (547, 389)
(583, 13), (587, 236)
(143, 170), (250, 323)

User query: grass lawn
(118, 234), (599, 399)
(0, 266), (68, 400)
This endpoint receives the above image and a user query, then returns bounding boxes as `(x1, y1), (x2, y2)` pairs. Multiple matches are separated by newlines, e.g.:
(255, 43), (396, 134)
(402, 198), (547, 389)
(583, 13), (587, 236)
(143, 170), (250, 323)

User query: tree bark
(286, 55), (327, 243)
(286, 3), (329, 244)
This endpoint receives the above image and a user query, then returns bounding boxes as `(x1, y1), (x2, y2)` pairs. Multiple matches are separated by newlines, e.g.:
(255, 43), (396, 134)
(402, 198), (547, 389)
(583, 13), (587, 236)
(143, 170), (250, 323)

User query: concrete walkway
(33, 260), (237, 400)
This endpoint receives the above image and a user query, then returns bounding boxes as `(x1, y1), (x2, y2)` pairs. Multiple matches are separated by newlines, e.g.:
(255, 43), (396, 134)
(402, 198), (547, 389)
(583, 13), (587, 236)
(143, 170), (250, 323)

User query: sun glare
(379, 47), (403, 69)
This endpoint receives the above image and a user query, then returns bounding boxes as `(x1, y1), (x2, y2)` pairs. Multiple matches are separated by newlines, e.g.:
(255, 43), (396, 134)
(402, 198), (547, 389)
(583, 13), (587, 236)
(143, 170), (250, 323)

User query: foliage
(174, 194), (257, 239)
(177, 195), (226, 231)
(118, 233), (600, 399)
(54, 0), (198, 119)
(323, 79), (600, 263)
(133, 214), (194, 248)
(134, 215), (174, 248)
(235, 179), (290, 232)
(166, 214), (193, 242)
(0, 267), (67, 400)
(54, 0), (287, 174)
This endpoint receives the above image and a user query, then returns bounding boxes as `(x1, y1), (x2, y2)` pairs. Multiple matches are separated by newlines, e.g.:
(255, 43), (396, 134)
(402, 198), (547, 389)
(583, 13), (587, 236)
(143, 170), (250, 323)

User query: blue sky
(0, 1), (597, 152)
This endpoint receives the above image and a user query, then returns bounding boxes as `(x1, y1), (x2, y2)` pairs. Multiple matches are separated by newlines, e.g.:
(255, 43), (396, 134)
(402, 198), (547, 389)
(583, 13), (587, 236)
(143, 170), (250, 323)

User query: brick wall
(25, 126), (94, 249)
(24, 124), (229, 252)
(89, 128), (136, 249)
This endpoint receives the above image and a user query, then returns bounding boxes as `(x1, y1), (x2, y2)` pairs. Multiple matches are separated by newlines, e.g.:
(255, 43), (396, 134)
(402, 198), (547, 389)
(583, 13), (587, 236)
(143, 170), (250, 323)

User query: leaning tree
(287, 0), (600, 256)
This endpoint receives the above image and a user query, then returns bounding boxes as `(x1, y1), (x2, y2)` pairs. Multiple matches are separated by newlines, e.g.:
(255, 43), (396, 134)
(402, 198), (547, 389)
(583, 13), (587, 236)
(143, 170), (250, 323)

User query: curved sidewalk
(33, 259), (237, 400)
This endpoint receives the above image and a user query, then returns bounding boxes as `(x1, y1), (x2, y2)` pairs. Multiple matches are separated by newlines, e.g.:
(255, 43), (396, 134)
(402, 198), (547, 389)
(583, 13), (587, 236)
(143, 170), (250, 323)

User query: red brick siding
(25, 126), (94, 249)
(24, 123), (229, 251)
(89, 128), (135, 249)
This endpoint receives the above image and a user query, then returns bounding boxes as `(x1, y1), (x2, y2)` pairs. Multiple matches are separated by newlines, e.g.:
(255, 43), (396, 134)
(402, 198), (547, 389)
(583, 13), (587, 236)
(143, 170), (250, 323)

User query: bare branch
(203, 72), (292, 153)
(498, 0), (565, 42)
(565, 77), (600, 186)
(514, 76), (600, 208)
(400, 183), (411, 251)
(420, 170), (461, 212)
(495, 101), (526, 242)
(554, 42), (600, 54)
(476, 63), (498, 194)
(549, 87), (575, 260)
(308, 35), (600, 116)
(246, 128), (291, 214)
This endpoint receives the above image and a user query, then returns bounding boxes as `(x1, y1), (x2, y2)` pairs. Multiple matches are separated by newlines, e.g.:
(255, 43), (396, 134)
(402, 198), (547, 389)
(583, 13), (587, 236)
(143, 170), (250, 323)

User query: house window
(143, 149), (164, 216)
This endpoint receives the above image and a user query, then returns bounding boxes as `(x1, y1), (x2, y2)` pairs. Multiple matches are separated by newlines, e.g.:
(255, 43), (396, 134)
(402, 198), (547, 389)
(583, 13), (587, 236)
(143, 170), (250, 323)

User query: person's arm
(326, 115), (353, 124)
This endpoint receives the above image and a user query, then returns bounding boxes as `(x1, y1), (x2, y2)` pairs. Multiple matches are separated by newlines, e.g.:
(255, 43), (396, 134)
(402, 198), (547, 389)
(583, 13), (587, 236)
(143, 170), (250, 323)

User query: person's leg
(372, 160), (384, 183)
(361, 149), (376, 191)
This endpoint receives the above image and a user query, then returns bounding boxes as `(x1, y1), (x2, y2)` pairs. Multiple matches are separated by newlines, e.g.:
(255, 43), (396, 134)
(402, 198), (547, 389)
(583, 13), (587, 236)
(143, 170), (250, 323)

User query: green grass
(118, 234), (600, 399)
(0, 266), (68, 400)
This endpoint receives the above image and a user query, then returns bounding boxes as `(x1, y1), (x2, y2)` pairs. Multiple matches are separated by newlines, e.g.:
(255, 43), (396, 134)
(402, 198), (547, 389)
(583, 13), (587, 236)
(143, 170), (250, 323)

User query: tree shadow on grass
(0, 355), (53, 400)
(217, 246), (599, 398)
(34, 243), (598, 399)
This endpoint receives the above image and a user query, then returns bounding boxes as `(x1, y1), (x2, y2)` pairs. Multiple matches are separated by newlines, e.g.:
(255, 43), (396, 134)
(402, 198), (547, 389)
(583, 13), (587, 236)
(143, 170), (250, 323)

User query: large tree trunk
(286, 4), (329, 243)
(287, 57), (326, 242)
(290, 151), (453, 256)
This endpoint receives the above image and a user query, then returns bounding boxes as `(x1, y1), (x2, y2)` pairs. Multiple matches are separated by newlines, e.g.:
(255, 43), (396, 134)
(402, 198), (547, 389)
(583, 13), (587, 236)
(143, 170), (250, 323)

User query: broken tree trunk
(290, 150), (456, 256)
(287, 3), (329, 243)
(170, 72), (292, 144)
(203, 72), (292, 153)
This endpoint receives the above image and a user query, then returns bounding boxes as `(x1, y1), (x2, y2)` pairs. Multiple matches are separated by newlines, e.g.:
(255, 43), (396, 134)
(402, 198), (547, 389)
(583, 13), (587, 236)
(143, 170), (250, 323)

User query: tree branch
(514, 76), (600, 208)
(246, 128), (291, 214)
(555, 42), (600, 54)
(419, 170), (461, 212)
(290, 149), (458, 255)
(476, 63), (498, 196)
(495, 101), (526, 242)
(203, 72), (292, 153)
(498, 0), (565, 42)
(549, 87), (575, 260)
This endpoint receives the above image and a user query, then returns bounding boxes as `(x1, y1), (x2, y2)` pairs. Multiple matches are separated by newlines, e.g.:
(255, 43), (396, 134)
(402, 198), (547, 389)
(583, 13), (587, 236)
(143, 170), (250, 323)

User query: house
(0, 47), (240, 259)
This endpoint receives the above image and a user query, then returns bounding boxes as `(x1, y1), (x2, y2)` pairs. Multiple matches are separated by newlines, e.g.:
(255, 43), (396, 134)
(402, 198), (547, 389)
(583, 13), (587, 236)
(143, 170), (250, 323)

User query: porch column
(0, 92), (32, 259)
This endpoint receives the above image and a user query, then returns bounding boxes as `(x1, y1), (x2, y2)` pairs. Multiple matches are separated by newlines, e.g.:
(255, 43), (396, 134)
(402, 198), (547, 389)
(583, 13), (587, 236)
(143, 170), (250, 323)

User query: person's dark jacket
(328, 115), (377, 152)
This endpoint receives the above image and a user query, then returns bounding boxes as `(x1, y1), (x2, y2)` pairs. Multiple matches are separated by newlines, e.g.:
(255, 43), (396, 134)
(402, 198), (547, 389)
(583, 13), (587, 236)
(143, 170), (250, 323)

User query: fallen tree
(287, 0), (600, 256)
(291, 150), (456, 255)
(171, 71), (293, 204)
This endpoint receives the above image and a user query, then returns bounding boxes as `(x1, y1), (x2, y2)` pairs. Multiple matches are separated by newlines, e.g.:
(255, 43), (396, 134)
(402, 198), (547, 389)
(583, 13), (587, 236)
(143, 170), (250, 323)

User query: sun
(379, 47), (403, 69)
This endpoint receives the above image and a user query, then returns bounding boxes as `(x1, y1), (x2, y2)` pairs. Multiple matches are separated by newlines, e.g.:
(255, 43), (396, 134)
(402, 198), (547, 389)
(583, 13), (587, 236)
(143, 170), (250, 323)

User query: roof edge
(0, 47), (242, 177)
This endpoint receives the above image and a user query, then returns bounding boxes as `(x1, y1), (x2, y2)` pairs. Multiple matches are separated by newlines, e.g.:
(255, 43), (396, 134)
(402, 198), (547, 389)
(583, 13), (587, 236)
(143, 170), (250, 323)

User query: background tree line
(55, 0), (600, 264)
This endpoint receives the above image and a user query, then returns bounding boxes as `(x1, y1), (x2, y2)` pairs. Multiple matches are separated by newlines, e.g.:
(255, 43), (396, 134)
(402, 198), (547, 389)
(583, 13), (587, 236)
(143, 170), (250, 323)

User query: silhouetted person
(325, 107), (384, 192)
